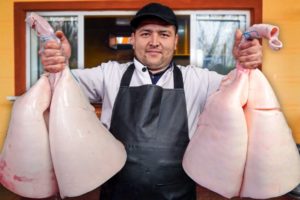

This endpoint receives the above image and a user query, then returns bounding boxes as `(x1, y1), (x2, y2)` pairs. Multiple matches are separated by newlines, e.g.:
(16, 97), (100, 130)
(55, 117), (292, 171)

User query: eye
(161, 33), (170, 38)
(140, 32), (150, 37)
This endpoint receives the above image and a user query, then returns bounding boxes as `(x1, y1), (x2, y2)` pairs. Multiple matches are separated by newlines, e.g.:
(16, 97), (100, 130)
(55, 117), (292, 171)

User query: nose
(149, 33), (159, 47)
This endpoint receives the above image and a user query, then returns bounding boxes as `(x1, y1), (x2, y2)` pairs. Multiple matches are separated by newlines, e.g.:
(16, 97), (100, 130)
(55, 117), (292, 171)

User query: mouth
(146, 50), (162, 55)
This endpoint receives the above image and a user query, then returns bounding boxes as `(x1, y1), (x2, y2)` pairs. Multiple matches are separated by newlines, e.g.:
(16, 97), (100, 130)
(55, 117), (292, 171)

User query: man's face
(131, 19), (178, 71)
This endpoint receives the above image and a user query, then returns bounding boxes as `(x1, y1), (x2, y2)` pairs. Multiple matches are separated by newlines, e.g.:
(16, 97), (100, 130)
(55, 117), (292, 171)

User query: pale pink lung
(240, 69), (300, 198)
(183, 24), (300, 198)
(0, 74), (59, 198)
(183, 67), (300, 198)
(183, 67), (250, 198)
(1, 12), (127, 198)
(49, 68), (127, 198)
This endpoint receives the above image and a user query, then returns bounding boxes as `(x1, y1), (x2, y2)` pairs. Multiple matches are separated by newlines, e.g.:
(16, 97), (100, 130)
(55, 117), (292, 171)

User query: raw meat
(183, 24), (300, 199)
(49, 67), (127, 198)
(242, 24), (283, 51)
(182, 67), (249, 198)
(1, 12), (127, 199)
(240, 69), (300, 198)
(0, 74), (58, 198)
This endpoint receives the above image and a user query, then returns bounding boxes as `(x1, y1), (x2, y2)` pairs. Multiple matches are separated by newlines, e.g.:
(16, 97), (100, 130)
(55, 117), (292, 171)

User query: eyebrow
(138, 28), (172, 34)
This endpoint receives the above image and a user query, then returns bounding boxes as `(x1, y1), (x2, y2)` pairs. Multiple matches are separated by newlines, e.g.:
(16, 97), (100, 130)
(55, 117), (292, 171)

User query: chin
(146, 62), (161, 68)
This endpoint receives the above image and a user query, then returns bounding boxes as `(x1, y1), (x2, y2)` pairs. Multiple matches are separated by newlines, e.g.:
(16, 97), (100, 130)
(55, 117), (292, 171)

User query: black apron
(100, 64), (196, 200)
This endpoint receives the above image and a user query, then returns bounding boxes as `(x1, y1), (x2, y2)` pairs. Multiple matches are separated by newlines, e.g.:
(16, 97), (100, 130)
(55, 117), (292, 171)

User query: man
(41, 3), (262, 199)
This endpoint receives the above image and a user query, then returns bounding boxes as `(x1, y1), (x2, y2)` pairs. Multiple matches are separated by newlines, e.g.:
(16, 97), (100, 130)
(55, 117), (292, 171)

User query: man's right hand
(40, 31), (71, 73)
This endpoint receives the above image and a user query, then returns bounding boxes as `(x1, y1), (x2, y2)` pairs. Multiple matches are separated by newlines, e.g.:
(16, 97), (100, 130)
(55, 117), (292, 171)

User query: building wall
(262, 0), (300, 142)
(0, 0), (14, 150)
(0, 0), (300, 151)
(0, 0), (299, 198)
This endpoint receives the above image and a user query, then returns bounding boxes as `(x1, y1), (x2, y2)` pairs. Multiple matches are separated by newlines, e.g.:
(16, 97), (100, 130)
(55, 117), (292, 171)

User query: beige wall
(263, 0), (300, 142)
(0, 0), (299, 198)
(0, 0), (14, 150)
(0, 0), (300, 151)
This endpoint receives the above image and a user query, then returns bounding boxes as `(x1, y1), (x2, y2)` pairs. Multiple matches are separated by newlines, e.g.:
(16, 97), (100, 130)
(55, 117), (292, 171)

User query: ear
(174, 34), (179, 50)
(130, 32), (135, 49)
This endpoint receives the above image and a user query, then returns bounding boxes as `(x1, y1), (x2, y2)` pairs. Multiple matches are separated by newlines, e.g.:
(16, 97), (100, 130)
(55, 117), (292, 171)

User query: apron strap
(173, 63), (184, 89)
(120, 63), (135, 87)
(120, 62), (184, 89)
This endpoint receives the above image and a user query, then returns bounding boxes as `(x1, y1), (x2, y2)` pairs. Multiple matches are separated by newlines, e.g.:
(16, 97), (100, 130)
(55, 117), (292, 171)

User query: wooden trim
(14, 0), (262, 95)
(14, 3), (27, 96)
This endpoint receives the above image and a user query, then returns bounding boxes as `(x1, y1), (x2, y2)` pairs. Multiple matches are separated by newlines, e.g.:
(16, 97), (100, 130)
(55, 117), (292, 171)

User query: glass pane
(83, 15), (191, 68)
(29, 15), (78, 86)
(84, 16), (133, 68)
(191, 13), (248, 75)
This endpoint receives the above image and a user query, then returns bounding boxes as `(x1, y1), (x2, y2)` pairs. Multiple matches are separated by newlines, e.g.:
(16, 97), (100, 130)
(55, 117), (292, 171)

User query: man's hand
(232, 29), (262, 69)
(40, 31), (71, 73)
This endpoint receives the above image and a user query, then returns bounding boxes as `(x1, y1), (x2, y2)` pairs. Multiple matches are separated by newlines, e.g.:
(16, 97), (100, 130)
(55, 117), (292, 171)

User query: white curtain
(191, 13), (248, 75)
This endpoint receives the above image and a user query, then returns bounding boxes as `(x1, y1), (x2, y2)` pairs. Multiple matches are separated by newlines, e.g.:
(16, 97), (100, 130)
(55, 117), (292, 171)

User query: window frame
(14, 0), (262, 95)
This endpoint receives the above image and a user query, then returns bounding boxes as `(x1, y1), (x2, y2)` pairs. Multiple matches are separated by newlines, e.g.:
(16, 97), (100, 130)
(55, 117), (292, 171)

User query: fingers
(239, 39), (260, 51)
(238, 51), (262, 69)
(238, 51), (261, 61)
(39, 31), (70, 73)
(232, 29), (243, 59)
(236, 38), (262, 69)
(41, 53), (66, 72)
(56, 31), (68, 45)
(44, 64), (65, 73)
(55, 30), (71, 59)
(42, 48), (63, 57)
(41, 55), (66, 66)
(42, 40), (61, 51)
(233, 29), (243, 47)
(238, 44), (262, 57)
(40, 39), (66, 73)
(55, 30), (68, 40)
(239, 59), (262, 69)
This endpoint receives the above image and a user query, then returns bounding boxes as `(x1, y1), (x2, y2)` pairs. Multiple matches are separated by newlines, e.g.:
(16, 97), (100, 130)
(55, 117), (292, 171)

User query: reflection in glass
(29, 15), (78, 86)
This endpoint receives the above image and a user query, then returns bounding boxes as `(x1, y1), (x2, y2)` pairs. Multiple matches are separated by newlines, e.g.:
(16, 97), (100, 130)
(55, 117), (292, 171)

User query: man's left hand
(232, 29), (262, 69)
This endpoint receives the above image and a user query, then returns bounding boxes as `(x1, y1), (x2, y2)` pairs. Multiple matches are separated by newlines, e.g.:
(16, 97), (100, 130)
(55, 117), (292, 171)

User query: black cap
(130, 3), (178, 32)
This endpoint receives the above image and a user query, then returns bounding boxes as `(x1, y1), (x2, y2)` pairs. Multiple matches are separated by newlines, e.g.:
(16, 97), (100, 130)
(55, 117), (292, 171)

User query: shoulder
(177, 64), (224, 98)
(99, 60), (132, 73)
(71, 60), (133, 83)
(177, 64), (224, 83)
(83, 61), (132, 78)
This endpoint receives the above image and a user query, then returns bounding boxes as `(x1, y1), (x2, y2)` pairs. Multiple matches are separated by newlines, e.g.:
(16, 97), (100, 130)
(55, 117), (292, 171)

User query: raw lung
(49, 68), (127, 198)
(183, 24), (300, 199)
(183, 68), (249, 198)
(1, 12), (127, 199)
(183, 67), (300, 198)
(0, 74), (58, 198)
(240, 69), (300, 198)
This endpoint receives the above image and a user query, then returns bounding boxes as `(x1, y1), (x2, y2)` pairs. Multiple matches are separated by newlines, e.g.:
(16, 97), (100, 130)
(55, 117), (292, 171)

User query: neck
(134, 57), (172, 74)
(148, 65), (169, 74)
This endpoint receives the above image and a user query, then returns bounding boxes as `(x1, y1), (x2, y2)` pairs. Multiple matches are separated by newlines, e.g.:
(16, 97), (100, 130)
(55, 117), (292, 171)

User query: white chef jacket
(72, 58), (224, 139)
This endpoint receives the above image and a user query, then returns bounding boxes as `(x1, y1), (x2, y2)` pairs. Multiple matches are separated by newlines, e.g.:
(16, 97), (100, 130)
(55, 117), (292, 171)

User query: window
(26, 10), (250, 87)
(28, 14), (79, 87)
(14, 0), (262, 95)
(190, 11), (249, 74)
